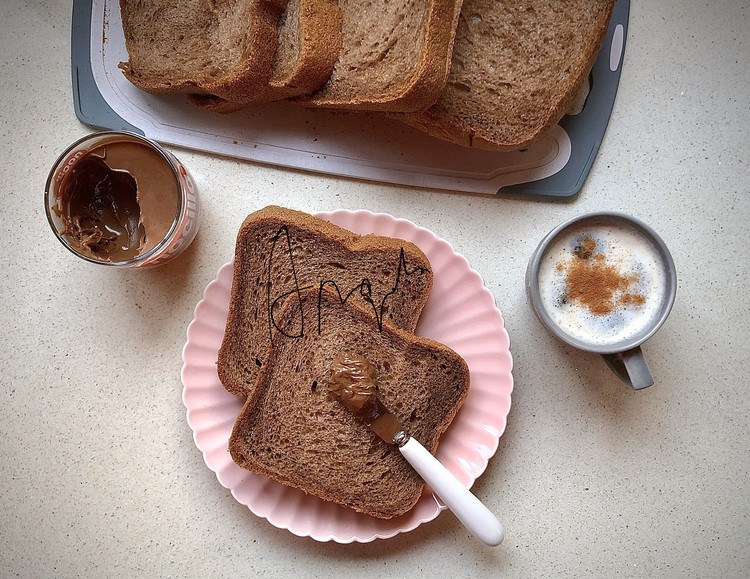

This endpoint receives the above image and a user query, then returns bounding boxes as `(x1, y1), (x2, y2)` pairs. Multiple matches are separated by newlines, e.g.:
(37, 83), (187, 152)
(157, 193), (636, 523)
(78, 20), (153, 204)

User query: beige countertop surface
(2, 1), (748, 577)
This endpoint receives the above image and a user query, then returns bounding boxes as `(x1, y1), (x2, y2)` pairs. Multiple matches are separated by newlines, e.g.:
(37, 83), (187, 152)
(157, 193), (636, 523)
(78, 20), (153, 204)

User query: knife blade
(328, 352), (504, 546)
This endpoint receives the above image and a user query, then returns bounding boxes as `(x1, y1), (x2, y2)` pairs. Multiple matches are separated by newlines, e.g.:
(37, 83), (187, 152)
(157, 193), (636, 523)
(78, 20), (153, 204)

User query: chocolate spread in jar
(53, 140), (179, 262)
(327, 352), (378, 415)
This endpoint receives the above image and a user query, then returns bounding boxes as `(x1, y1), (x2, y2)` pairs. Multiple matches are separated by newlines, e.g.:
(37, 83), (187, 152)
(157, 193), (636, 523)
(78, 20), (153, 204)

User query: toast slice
(118, 0), (287, 99)
(297, 0), (465, 112)
(228, 287), (470, 518)
(217, 206), (433, 397)
(396, 0), (616, 150)
(188, 0), (342, 112)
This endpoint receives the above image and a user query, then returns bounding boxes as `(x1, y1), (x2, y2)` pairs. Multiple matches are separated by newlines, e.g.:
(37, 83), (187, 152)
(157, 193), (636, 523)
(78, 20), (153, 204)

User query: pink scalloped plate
(181, 210), (513, 543)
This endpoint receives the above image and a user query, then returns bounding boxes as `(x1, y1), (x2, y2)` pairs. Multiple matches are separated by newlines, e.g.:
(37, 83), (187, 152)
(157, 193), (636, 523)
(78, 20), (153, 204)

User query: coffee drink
(536, 221), (668, 347)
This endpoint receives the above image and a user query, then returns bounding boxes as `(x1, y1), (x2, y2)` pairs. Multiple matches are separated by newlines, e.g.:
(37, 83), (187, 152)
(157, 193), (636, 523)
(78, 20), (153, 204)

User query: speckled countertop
(2, 1), (748, 577)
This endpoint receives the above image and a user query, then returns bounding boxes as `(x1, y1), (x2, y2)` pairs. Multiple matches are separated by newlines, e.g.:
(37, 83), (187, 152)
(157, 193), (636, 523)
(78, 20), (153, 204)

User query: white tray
(71, 0), (629, 197)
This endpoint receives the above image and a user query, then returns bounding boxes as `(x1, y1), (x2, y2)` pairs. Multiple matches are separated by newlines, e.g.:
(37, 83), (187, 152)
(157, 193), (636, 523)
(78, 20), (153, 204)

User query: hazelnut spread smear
(327, 352), (378, 415)
(54, 141), (179, 261)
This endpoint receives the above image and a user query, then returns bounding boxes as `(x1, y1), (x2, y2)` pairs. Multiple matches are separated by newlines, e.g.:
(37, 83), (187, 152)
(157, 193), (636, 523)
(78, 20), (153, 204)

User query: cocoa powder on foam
(559, 235), (646, 316)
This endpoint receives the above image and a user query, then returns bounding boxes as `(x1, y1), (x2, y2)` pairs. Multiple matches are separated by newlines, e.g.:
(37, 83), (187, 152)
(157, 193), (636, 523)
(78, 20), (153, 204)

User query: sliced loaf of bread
(118, 0), (286, 99)
(298, 0), (464, 112)
(217, 206), (433, 397)
(396, 0), (615, 150)
(228, 287), (470, 518)
(188, 0), (342, 112)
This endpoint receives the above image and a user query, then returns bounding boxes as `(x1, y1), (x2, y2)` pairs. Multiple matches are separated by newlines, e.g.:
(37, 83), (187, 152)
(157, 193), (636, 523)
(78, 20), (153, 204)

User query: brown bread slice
(118, 0), (287, 99)
(217, 206), (433, 397)
(396, 0), (616, 150)
(228, 287), (470, 518)
(297, 0), (465, 112)
(188, 0), (342, 112)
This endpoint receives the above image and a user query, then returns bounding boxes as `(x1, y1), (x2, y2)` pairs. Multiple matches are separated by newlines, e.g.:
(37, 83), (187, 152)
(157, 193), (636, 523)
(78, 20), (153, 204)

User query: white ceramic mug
(526, 212), (676, 390)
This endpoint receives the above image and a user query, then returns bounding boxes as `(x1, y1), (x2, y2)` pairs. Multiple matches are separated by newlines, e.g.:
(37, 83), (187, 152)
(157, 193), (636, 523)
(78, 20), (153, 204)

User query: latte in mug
(537, 222), (667, 348)
(526, 212), (677, 389)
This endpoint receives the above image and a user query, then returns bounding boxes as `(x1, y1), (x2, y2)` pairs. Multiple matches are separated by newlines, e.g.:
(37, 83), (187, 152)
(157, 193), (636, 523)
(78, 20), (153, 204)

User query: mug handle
(601, 347), (654, 390)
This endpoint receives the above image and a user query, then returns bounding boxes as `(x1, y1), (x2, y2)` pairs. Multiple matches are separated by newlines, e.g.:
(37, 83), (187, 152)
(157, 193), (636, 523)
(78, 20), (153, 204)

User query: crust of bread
(228, 287), (470, 518)
(217, 206), (433, 397)
(394, 0), (616, 150)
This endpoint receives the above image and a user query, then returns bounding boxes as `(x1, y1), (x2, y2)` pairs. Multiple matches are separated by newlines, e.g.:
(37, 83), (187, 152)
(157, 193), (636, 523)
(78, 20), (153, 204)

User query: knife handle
(399, 436), (504, 546)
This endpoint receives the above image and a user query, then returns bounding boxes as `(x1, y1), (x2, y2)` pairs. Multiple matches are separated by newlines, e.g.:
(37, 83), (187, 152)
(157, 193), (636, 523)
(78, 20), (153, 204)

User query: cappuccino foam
(537, 223), (667, 347)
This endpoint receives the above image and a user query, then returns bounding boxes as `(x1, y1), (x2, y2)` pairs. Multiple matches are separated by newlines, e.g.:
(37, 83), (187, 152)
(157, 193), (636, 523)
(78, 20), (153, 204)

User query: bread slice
(118, 0), (287, 99)
(187, 0), (342, 112)
(228, 287), (470, 518)
(297, 0), (465, 112)
(396, 0), (616, 150)
(217, 206), (433, 397)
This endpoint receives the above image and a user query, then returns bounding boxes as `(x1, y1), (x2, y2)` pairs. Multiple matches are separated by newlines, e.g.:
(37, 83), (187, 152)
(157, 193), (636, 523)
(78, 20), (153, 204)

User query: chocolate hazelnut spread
(328, 352), (378, 415)
(53, 140), (179, 262)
